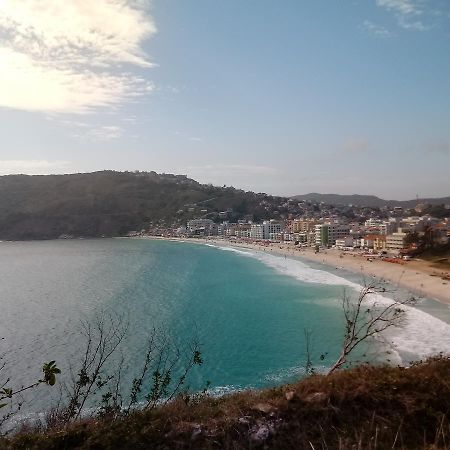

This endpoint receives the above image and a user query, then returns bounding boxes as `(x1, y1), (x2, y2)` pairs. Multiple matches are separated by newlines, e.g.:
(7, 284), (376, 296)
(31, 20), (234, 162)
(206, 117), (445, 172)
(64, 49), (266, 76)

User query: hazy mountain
(292, 193), (450, 208)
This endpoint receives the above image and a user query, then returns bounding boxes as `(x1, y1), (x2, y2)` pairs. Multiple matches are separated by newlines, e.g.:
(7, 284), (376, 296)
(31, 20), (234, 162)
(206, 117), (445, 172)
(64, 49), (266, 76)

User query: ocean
(1, 237), (450, 419)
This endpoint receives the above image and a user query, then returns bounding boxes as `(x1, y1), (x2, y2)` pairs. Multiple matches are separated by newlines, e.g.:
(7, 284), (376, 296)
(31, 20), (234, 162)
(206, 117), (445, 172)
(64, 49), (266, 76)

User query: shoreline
(159, 237), (450, 306)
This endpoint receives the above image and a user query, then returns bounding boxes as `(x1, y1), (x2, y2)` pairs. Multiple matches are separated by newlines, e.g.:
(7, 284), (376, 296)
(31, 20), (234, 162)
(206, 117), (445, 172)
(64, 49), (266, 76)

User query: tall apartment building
(266, 221), (283, 240)
(250, 221), (283, 240)
(250, 224), (264, 239)
(315, 223), (350, 247)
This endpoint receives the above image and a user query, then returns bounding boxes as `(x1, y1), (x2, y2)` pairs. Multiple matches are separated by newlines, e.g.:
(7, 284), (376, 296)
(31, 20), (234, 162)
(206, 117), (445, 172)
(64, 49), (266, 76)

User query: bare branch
(328, 282), (414, 374)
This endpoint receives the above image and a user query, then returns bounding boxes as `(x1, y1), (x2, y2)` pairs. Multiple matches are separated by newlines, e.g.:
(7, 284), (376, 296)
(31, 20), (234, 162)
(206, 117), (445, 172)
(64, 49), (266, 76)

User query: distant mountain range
(291, 193), (450, 209)
(0, 171), (448, 240)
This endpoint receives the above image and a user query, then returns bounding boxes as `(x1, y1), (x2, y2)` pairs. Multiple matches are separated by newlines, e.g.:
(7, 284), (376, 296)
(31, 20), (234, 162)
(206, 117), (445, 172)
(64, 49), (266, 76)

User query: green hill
(0, 171), (285, 240)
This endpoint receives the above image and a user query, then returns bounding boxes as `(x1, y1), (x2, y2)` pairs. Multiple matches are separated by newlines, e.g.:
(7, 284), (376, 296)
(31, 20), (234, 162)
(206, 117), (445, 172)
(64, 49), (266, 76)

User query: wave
(207, 385), (247, 397)
(208, 245), (255, 257)
(210, 244), (450, 363)
(263, 364), (328, 383)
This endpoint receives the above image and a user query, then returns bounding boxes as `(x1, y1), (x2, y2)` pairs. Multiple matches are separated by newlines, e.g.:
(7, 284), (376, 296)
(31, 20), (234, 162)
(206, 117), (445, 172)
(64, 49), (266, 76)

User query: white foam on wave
(207, 385), (247, 397)
(211, 244), (450, 363)
(206, 244), (255, 257)
(263, 364), (328, 383)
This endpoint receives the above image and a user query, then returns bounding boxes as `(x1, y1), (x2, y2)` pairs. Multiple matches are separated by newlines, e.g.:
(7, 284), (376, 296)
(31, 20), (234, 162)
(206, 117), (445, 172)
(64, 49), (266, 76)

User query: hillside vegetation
(2, 357), (450, 449)
(0, 171), (284, 240)
(418, 242), (450, 269)
(1, 171), (448, 241)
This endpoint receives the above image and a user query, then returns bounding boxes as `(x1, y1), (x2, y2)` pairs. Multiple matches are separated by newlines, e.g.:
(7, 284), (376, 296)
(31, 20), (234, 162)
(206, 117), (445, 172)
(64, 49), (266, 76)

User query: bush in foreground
(2, 356), (450, 449)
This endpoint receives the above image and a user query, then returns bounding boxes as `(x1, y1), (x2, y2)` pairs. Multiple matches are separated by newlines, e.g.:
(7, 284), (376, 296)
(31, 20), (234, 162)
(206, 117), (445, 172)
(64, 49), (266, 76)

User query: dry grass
(2, 357), (450, 449)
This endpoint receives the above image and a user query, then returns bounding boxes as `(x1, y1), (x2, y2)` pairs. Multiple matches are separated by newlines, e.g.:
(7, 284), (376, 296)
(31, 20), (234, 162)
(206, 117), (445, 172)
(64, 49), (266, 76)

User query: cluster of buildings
(138, 195), (450, 256)
(183, 219), (284, 240)
(176, 214), (450, 255)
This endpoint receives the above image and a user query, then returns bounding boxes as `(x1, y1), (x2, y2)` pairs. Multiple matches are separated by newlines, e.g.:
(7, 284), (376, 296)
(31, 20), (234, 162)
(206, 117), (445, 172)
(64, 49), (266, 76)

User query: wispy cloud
(73, 125), (124, 141)
(0, 160), (70, 174)
(155, 85), (182, 95)
(375, 0), (430, 30)
(171, 130), (205, 143)
(361, 20), (393, 37)
(0, 0), (156, 114)
(376, 0), (421, 16)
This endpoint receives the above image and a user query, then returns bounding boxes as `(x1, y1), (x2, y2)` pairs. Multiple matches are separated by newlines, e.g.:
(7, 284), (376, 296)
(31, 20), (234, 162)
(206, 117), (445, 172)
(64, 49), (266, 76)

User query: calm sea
(1, 238), (450, 418)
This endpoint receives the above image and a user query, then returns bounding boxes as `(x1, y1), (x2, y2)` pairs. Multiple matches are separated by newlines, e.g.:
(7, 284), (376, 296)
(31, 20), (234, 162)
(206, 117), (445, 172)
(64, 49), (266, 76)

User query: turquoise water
(1, 238), (450, 417)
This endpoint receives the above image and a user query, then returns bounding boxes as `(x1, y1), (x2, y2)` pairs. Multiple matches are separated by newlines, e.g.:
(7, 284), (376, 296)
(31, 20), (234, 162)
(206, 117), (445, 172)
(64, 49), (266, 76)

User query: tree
(56, 311), (204, 426)
(0, 310), (204, 433)
(404, 231), (420, 247)
(328, 282), (414, 375)
(60, 311), (128, 424)
(0, 346), (60, 433)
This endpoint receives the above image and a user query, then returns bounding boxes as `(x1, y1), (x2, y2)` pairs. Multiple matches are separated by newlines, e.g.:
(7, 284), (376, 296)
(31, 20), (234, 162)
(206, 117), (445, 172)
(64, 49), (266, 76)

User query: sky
(0, 0), (449, 199)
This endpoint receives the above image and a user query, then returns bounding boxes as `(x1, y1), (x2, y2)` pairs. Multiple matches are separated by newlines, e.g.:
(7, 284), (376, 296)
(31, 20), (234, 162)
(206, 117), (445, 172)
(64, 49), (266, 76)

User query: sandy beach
(193, 238), (450, 306)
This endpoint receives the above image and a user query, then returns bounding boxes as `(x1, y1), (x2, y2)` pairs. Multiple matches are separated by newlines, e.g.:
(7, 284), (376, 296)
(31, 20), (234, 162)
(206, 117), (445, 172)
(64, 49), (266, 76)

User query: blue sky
(0, 0), (449, 199)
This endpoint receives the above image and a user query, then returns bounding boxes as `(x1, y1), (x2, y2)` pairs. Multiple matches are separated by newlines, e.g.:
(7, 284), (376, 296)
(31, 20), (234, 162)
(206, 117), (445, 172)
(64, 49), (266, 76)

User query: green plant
(125, 330), (204, 413)
(50, 312), (205, 428)
(0, 353), (61, 434)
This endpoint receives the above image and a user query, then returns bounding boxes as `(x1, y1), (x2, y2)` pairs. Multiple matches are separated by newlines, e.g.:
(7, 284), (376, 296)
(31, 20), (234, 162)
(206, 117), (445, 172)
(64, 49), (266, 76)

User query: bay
(1, 237), (449, 418)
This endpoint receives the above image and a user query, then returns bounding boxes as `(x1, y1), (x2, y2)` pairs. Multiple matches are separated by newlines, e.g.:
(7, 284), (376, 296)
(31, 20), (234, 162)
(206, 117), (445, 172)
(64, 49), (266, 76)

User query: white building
(386, 230), (408, 252)
(335, 236), (355, 249)
(250, 224), (264, 239)
(364, 218), (397, 235)
(250, 221), (283, 240)
(266, 221), (283, 239)
(400, 216), (427, 233)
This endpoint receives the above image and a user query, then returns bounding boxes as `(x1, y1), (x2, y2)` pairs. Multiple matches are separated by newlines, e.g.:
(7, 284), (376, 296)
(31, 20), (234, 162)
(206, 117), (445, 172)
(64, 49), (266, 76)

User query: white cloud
(361, 20), (393, 37)
(71, 125), (124, 141)
(376, 0), (422, 16)
(375, 0), (428, 30)
(0, 0), (156, 114)
(0, 160), (70, 174)
(397, 15), (427, 30)
(57, 118), (125, 141)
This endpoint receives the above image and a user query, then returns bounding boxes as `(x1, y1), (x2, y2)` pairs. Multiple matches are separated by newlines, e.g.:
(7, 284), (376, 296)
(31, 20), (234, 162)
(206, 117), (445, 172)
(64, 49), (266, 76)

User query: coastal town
(134, 198), (450, 306)
(141, 198), (449, 257)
